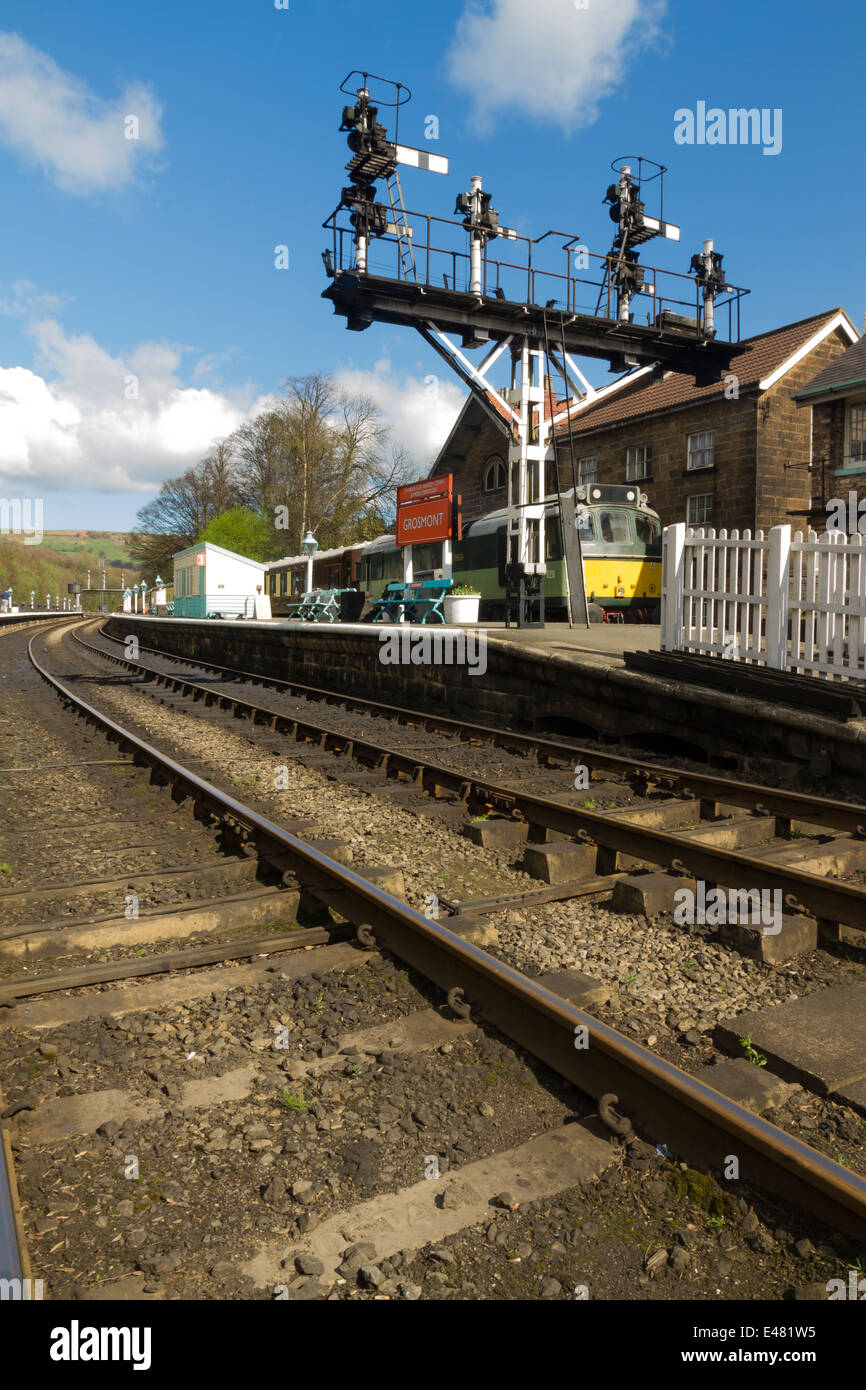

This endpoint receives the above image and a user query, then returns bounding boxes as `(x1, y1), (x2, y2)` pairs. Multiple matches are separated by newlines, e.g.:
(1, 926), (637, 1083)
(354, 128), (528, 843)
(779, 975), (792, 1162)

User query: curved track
(1, 616), (864, 1288)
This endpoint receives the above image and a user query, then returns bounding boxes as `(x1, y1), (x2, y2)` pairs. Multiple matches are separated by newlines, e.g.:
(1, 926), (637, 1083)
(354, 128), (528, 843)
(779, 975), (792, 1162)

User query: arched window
(483, 456), (507, 492)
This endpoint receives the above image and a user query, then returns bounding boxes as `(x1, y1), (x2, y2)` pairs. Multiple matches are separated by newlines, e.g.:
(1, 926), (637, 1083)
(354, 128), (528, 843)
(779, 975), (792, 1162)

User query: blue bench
(371, 578), (452, 625)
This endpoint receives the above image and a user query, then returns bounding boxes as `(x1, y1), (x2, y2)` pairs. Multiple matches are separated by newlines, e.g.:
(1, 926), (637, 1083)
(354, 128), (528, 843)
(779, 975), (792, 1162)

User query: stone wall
(105, 616), (866, 785)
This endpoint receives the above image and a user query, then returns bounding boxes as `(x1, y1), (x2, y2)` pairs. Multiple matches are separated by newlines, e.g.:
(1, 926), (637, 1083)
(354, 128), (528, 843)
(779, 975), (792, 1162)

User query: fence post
(765, 524), (791, 670)
(661, 523), (686, 651)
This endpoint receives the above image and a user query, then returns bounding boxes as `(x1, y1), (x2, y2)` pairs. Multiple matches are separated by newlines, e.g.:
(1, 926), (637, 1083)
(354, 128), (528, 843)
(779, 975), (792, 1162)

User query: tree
(199, 506), (272, 561)
(230, 375), (412, 552)
(128, 374), (416, 576)
(128, 442), (243, 575)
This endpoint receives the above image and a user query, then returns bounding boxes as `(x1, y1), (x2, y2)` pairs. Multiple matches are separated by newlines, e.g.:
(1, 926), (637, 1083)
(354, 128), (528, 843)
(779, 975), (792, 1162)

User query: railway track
(0, 616), (865, 1300)
(72, 618), (866, 945)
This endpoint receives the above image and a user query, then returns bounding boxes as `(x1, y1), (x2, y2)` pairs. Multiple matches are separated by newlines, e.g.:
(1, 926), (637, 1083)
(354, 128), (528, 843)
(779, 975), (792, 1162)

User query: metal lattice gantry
(321, 75), (750, 625)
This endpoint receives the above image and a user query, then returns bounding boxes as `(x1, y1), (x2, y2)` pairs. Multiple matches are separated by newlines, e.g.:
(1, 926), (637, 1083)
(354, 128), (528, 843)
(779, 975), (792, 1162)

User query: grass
(739, 1032), (768, 1067)
(280, 1086), (310, 1113)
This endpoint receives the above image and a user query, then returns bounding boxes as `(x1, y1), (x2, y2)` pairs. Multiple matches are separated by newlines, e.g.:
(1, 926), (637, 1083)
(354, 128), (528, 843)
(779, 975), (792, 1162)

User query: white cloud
(0, 318), (256, 493)
(0, 317), (465, 502)
(446, 0), (668, 131)
(0, 31), (163, 195)
(333, 357), (466, 470)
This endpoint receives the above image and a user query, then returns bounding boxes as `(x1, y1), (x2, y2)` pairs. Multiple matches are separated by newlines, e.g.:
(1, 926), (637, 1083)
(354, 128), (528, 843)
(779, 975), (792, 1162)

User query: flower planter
(444, 593), (481, 624)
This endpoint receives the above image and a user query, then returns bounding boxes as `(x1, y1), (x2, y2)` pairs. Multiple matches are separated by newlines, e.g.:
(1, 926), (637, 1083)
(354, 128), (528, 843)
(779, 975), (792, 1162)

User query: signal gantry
(321, 74), (749, 626)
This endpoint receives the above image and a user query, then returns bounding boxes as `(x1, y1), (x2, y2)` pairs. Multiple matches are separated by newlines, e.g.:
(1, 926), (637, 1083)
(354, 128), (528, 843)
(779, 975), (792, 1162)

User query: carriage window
(575, 511), (595, 542)
(634, 514), (661, 551)
(545, 525), (562, 561)
(599, 510), (631, 544)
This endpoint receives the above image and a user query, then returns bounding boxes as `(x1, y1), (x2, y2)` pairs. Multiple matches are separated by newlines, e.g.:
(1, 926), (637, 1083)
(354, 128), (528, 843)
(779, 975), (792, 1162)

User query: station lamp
(301, 530), (318, 593)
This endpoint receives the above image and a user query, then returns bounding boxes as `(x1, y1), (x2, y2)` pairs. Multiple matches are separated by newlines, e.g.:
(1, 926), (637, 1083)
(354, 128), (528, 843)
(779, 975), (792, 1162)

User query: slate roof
(554, 308), (854, 437)
(792, 332), (866, 401)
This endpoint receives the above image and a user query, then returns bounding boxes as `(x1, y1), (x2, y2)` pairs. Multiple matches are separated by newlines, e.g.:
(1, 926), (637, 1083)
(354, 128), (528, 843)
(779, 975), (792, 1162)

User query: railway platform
(103, 614), (866, 789)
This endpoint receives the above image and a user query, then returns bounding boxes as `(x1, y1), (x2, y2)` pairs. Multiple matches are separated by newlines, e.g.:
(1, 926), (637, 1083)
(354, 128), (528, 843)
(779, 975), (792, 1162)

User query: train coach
(267, 543), (366, 618)
(265, 485), (662, 622)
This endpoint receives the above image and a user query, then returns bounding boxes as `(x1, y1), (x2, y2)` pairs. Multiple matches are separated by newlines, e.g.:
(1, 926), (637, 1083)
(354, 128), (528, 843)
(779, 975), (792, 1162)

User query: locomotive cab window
(575, 511), (595, 542)
(634, 513), (661, 552)
(599, 510), (631, 544)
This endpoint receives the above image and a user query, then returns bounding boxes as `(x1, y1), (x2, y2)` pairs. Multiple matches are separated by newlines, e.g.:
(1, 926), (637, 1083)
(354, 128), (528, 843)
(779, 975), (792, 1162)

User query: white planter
(444, 593), (481, 624)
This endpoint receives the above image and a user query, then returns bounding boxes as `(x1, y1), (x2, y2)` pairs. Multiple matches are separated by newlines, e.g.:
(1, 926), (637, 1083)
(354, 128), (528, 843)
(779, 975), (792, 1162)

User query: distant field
(2, 530), (137, 564)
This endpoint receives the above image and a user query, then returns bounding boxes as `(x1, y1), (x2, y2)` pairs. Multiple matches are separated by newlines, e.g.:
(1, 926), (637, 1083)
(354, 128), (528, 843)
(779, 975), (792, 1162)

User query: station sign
(396, 474), (453, 547)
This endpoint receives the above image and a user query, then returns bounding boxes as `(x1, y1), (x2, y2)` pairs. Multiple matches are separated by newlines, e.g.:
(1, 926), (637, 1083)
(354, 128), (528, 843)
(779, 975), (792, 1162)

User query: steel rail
(26, 629), (866, 1241)
(95, 619), (866, 834)
(77, 624), (866, 933)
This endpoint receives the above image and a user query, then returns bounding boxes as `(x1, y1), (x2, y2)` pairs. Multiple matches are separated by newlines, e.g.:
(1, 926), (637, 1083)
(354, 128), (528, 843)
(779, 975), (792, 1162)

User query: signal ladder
(385, 171), (416, 282)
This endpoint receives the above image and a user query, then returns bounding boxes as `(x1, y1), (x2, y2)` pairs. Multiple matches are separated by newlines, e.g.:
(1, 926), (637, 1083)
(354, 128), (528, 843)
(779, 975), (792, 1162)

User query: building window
(626, 444), (653, 480)
(687, 431), (714, 471)
(483, 456), (507, 491)
(687, 494), (714, 526)
(848, 403), (866, 466)
(578, 457), (598, 486)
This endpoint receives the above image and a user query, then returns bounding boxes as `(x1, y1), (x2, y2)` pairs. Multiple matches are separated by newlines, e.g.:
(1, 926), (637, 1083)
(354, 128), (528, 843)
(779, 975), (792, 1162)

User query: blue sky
(0, 0), (862, 530)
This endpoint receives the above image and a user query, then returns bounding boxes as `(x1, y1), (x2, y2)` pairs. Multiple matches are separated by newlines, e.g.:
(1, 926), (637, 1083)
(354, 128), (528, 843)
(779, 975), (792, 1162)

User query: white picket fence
(661, 524), (866, 681)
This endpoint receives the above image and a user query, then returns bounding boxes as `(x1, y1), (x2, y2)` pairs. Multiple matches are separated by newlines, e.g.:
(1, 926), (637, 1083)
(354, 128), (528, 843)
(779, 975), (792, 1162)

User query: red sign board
(396, 498), (453, 546)
(195, 553), (206, 566)
(397, 475), (453, 507)
(396, 474), (453, 547)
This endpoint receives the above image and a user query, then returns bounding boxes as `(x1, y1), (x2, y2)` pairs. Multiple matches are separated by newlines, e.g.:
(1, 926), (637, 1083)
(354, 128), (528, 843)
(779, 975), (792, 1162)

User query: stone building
(429, 308), (858, 532)
(791, 332), (866, 529)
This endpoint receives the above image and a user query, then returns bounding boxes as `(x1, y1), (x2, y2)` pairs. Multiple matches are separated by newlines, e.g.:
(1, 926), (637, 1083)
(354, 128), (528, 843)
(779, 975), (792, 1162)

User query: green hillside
(0, 531), (143, 610)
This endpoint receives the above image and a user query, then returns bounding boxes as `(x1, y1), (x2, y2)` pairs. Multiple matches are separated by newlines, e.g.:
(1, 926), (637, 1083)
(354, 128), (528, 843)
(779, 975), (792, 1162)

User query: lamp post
(301, 529), (318, 594)
(30, 590), (35, 611)
(133, 583), (140, 614)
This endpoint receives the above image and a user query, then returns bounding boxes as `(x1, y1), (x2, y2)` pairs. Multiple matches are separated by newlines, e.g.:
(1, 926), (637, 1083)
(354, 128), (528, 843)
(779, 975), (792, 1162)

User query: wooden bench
(371, 578), (452, 625)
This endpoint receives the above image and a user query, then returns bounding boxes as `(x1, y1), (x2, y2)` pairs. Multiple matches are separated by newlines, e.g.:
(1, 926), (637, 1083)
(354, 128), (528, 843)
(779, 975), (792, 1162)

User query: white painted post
(402, 545), (413, 624)
(765, 524), (791, 670)
(661, 523), (686, 651)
